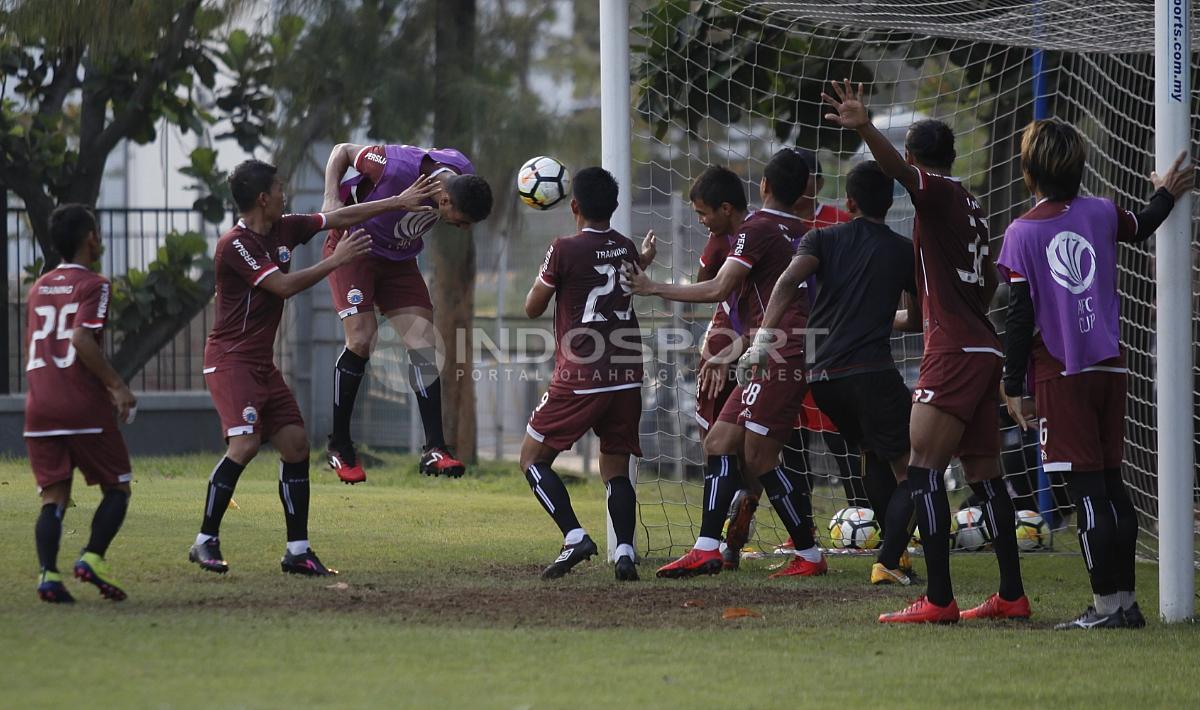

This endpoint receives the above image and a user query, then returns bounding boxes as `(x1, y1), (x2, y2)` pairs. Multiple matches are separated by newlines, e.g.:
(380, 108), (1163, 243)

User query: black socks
(278, 460), (311, 543)
(201, 456), (247, 537)
(699, 455), (742, 541)
(1104, 468), (1139, 596)
(409, 347), (446, 449)
(909, 465), (953, 606)
(1065, 471), (1119, 596)
(331, 348), (368, 448)
(525, 463), (582, 536)
(970, 479), (1025, 601)
(877, 479), (913, 570)
(85, 489), (130, 557)
(35, 502), (64, 572)
(606, 476), (637, 548)
(759, 466), (816, 550)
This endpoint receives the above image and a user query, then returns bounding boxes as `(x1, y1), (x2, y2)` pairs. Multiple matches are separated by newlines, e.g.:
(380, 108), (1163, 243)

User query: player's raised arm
(322, 175), (441, 230)
(259, 228), (372, 299)
(622, 257), (746, 304)
(639, 230), (657, 269)
(822, 80), (919, 194)
(1119, 151), (1195, 243)
(323, 143), (367, 211)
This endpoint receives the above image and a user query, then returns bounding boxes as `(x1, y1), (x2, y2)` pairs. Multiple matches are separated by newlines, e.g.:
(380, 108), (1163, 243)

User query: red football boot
(419, 446), (466, 478)
(769, 552), (828, 578)
(960, 593), (1032, 620)
(327, 441), (366, 485)
(878, 596), (961, 624)
(655, 548), (723, 578)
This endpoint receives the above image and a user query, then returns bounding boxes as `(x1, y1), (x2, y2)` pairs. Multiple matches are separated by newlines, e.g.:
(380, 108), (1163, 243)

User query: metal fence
(3, 199), (223, 394)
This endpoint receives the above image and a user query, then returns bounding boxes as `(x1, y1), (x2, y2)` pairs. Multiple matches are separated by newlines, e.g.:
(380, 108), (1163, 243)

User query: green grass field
(1, 453), (1198, 709)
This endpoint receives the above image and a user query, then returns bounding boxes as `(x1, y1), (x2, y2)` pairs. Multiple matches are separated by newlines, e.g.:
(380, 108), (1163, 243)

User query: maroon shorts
(695, 356), (738, 432)
(527, 386), (643, 456)
(1035, 369), (1126, 472)
(205, 365), (304, 440)
(26, 430), (132, 491)
(324, 232), (433, 317)
(717, 362), (807, 443)
(914, 351), (1001, 457)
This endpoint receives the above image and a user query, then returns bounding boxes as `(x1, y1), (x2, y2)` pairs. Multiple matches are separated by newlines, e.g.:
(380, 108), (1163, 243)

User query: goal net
(627, 0), (1200, 563)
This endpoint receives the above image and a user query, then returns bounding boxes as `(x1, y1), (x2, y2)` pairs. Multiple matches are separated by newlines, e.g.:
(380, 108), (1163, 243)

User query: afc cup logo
(346, 288), (364, 306)
(392, 210), (440, 244)
(1046, 230), (1096, 295)
(277, 245), (291, 264)
(241, 406), (258, 424)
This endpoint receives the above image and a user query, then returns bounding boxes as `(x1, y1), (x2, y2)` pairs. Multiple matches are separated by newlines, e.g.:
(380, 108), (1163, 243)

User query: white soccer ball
(828, 507), (881, 550)
(1014, 509), (1048, 551)
(517, 156), (571, 210)
(952, 506), (992, 551)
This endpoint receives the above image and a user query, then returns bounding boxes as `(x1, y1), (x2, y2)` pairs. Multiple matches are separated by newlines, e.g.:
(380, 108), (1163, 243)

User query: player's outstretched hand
(1150, 151), (1196, 201)
(393, 174), (441, 212)
(821, 79), (869, 130)
(332, 228), (372, 265)
(110, 382), (137, 425)
(620, 261), (655, 296)
(640, 230), (657, 267)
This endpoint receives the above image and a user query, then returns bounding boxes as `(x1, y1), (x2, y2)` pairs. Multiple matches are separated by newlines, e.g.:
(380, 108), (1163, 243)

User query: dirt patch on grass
(151, 562), (898, 629)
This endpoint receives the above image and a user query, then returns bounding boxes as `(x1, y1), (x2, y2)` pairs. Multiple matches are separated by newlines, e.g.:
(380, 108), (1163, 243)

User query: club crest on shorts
(277, 245), (291, 263)
(242, 406), (258, 424)
(346, 288), (364, 306)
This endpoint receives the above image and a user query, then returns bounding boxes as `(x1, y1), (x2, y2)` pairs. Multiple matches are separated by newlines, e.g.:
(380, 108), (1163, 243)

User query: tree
(0, 0), (288, 379)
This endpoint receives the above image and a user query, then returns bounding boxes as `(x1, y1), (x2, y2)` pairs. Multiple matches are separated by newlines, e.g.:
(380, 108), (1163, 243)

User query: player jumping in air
(626, 149), (824, 580)
(744, 161), (919, 586)
(520, 167), (655, 581)
(823, 80), (1029, 623)
(188, 160), (438, 576)
(25, 204), (137, 603)
(997, 119), (1193, 629)
(320, 143), (494, 484)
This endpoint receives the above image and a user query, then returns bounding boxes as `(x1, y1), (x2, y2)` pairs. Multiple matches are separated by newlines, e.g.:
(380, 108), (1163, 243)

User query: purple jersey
(998, 196), (1130, 376)
(339, 144), (474, 261)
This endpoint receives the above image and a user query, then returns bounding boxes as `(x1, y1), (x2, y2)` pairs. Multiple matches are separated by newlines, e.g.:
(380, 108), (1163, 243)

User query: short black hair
(763, 148), (810, 206)
(905, 119), (956, 171)
(794, 148), (821, 177)
(49, 203), (98, 261)
(688, 166), (748, 212)
(572, 166), (619, 222)
(845, 161), (894, 219)
(229, 159), (278, 212)
(446, 174), (493, 223)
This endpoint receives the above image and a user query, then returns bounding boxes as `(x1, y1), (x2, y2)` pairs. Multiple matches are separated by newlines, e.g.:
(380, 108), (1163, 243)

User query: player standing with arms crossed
(627, 149), (824, 580)
(520, 167), (655, 581)
(26, 205), (137, 603)
(823, 80), (1029, 623)
(998, 119), (1193, 629)
(321, 143), (493, 483)
(188, 160), (437, 576)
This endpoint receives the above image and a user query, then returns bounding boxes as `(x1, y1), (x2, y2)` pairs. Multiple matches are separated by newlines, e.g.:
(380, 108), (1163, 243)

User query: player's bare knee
(703, 424), (740, 457)
(226, 435), (260, 465)
(742, 437), (780, 477)
(40, 480), (71, 507)
(343, 315), (378, 356)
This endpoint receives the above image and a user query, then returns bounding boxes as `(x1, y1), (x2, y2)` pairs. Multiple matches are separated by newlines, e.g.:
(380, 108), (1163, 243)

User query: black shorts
(809, 369), (911, 461)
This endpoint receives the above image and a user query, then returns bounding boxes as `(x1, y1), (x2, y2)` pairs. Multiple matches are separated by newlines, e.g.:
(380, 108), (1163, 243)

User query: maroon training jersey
(204, 214), (326, 371)
(910, 170), (1000, 355)
(727, 208), (808, 359)
(24, 264), (117, 436)
(538, 228), (644, 394)
(699, 231), (737, 360)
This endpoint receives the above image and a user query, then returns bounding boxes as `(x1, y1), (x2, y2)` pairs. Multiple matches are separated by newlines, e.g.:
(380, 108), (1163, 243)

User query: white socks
(694, 536), (721, 552)
(1094, 592), (1121, 616)
(1119, 590), (1136, 609)
(615, 543), (636, 561)
(564, 528), (587, 546)
(286, 540), (310, 556)
(195, 533), (215, 546)
(796, 544), (823, 563)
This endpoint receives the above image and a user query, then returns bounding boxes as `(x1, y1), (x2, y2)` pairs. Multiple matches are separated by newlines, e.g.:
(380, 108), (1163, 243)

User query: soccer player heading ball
(521, 167), (655, 581)
(321, 143), (494, 484)
(998, 119), (1193, 630)
(26, 205), (137, 603)
(823, 79), (1029, 623)
(188, 159), (440, 577)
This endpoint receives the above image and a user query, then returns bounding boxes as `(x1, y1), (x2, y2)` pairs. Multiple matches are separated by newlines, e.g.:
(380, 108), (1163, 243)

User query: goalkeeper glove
(736, 329), (774, 386)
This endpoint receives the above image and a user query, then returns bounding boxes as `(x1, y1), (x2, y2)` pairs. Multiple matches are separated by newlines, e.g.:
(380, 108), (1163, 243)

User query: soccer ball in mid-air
(952, 506), (993, 551)
(517, 156), (570, 210)
(828, 507), (881, 550)
(1014, 509), (1049, 551)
